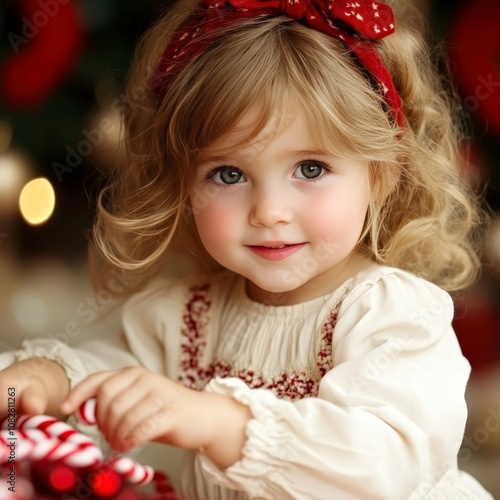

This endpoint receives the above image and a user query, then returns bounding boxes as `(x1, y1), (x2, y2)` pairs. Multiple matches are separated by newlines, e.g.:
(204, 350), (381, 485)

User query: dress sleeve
(197, 271), (475, 499)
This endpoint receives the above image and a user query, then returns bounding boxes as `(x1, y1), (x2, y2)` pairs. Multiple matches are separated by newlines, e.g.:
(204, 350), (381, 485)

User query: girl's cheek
(194, 200), (238, 246)
(304, 191), (368, 239)
(304, 193), (341, 231)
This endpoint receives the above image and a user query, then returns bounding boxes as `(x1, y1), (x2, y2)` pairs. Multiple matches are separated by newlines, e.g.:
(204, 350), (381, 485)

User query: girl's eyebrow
(200, 149), (334, 164)
(198, 154), (236, 166)
(289, 149), (334, 158)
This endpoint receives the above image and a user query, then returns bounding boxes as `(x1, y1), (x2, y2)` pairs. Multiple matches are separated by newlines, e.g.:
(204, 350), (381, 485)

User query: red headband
(152, 0), (405, 126)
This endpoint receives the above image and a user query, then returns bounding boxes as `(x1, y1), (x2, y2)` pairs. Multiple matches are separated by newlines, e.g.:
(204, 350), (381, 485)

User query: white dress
(0, 264), (493, 499)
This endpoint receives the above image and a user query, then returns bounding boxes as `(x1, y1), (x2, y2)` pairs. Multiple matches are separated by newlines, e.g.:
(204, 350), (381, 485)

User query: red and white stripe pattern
(76, 396), (97, 425)
(0, 398), (153, 486)
(108, 456), (155, 485)
(1, 415), (102, 468)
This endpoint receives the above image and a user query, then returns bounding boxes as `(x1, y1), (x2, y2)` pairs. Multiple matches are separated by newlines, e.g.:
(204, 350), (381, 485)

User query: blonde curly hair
(90, 0), (483, 294)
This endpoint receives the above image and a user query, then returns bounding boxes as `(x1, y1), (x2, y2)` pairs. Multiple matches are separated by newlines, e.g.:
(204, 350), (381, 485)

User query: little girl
(0, 0), (494, 498)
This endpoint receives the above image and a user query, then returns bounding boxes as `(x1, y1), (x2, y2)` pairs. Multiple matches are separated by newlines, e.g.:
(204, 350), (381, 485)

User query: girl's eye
(210, 167), (245, 185)
(294, 160), (328, 180)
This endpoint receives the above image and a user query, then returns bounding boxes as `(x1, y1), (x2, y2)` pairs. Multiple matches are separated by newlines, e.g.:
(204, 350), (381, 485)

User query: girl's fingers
(100, 383), (145, 446)
(60, 368), (177, 451)
(111, 385), (172, 450)
(60, 371), (114, 414)
(61, 367), (146, 443)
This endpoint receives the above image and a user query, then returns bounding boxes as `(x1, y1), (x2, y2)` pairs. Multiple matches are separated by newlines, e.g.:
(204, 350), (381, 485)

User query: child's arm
(60, 366), (252, 469)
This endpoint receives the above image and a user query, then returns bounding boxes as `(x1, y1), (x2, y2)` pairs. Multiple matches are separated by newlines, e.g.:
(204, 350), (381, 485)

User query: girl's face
(189, 106), (372, 305)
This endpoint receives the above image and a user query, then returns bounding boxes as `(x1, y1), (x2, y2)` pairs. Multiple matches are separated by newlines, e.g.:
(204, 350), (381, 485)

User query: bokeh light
(0, 150), (34, 219)
(19, 177), (56, 225)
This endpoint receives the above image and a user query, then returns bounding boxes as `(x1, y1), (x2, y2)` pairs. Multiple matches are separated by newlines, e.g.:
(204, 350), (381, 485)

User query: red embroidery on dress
(178, 283), (350, 401)
(178, 284), (212, 390)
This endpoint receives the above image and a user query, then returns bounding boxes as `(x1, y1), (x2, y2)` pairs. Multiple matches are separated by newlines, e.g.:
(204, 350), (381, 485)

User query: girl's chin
(245, 278), (302, 303)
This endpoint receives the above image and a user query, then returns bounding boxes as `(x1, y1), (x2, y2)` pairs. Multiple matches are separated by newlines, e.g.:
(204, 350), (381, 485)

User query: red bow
(153, 0), (404, 125)
(224, 0), (395, 40)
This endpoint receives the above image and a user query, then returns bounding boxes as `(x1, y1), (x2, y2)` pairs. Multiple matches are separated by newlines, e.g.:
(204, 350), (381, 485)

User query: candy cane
(3, 414), (98, 448)
(108, 456), (155, 486)
(1, 428), (102, 467)
(0, 399), (157, 487)
(76, 398), (154, 486)
(1, 429), (36, 462)
(77, 396), (97, 425)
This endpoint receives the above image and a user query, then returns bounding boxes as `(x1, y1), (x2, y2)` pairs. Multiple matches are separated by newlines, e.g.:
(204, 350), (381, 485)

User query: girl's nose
(249, 187), (293, 227)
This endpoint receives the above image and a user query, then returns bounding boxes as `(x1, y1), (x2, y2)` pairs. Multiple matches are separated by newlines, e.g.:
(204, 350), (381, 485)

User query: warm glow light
(19, 177), (56, 225)
(0, 154), (27, 195)
(0, 150), (34, 218)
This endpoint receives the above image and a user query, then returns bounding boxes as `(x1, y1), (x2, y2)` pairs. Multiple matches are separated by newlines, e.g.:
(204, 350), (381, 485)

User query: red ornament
(0, 400), (181, 499)
(48, 464), (77, 492)
(0, 0), (85, 109)
(453, 286), (498, 374)
(89, 468), (123, 498)
(448, 0), (500, 136)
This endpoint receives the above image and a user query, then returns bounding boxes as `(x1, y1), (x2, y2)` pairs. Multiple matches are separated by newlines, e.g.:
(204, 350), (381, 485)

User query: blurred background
(0, 0), (499, 496)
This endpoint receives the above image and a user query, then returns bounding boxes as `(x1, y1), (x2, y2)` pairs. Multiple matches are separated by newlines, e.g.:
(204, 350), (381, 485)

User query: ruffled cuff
(198, 377), (295, 499)
(7, 339), (89, 390)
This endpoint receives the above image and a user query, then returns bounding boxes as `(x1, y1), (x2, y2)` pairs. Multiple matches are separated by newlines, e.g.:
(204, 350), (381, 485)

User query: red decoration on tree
(453, 287), (499, 374)
(448, 0), (500, 136)
(0, 0), (85, 109)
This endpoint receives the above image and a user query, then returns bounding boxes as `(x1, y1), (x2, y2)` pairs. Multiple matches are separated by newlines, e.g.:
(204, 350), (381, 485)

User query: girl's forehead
(202, 105), (306, 157)
(198, 100), (376, 163)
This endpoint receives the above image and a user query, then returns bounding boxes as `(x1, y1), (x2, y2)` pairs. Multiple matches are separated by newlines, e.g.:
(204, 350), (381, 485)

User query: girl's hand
(60, 367), (252, 468)
(0, 359), (70, 419)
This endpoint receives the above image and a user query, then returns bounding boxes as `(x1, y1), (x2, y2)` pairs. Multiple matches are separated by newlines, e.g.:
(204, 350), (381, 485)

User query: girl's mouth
(247, 243), (305, 261)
